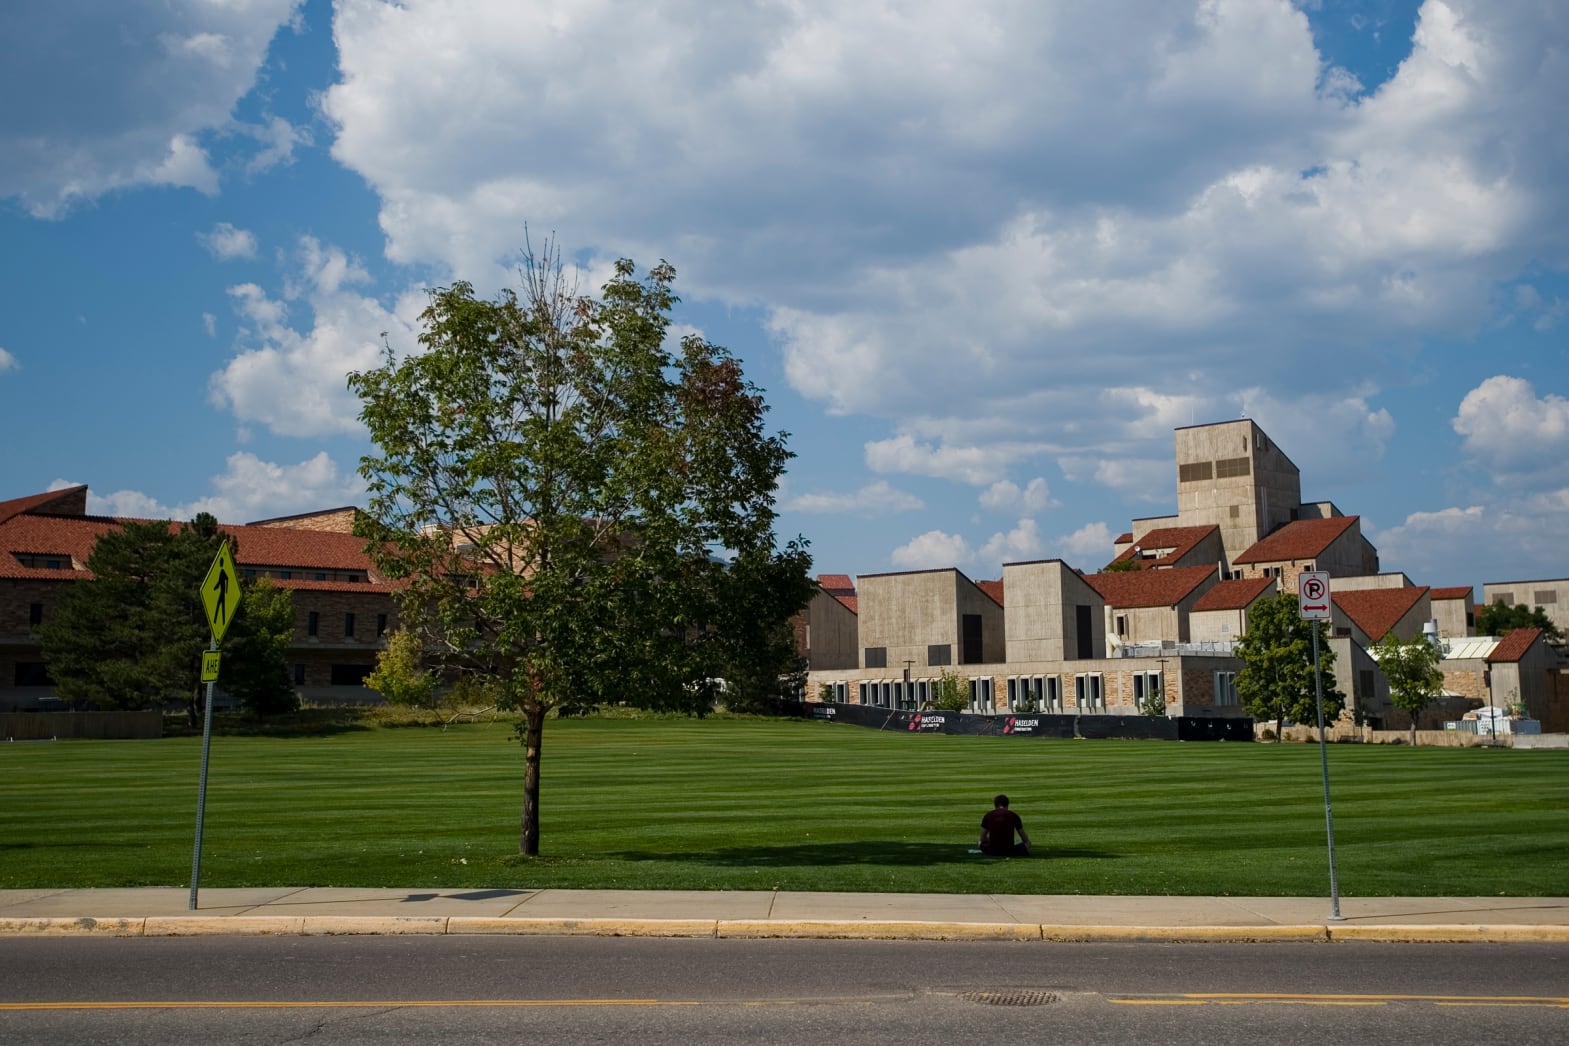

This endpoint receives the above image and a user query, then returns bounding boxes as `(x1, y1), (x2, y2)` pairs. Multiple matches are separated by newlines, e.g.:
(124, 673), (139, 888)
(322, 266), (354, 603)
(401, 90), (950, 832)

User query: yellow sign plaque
(200, 544), (242, 644)
(201, 651), (222, 683)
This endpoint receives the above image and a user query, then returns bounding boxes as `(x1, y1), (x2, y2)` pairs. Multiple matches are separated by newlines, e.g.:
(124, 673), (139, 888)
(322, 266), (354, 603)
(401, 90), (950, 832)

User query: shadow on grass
(607, 841), (1119, 868)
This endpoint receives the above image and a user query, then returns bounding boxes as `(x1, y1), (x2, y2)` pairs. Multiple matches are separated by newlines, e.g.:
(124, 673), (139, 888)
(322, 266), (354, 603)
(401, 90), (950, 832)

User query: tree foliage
(221, 579), (299, 717)
(39, 514), (293, 716)
(1476, 600), (1562, 643)
(1234, 593), (1344, 736)
(366, 629), (439, 708)
(349, 240), (812, 855)
(1375, 632), (1445, 744)
(931, 670), (968, 712)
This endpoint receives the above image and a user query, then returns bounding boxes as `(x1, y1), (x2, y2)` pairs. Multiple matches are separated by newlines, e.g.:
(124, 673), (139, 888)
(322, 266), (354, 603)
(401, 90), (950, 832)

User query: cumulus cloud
(784, 480), (924, 515)
(890, 529), (973, 571)
(1055, 522), (1119, 566)
(1453, 375), (1569, 485)
(198, 222), (259, 260)
(0, 1), (302, 216)
(0, 347), (17, 373)
(1371, 496), (1564, 585)
(979, 518), (1044, 566)
(979, 478), (1055, 515)
(243, 115), (311, 175)
(74, 452), (364, 525)
(209, 237), (424, 438)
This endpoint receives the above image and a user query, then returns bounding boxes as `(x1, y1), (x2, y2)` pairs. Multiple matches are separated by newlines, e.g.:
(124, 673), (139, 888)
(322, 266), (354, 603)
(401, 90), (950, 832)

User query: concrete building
(1481, 579), (1569, 638)
(855, 568), (1005, 672)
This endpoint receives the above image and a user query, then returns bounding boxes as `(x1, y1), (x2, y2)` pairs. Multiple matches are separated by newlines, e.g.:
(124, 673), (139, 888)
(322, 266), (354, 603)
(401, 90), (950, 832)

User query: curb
(3, 917), (1567, 943)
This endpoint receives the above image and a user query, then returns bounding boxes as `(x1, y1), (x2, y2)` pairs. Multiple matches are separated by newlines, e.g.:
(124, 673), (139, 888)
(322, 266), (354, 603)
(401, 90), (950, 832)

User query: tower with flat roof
(1174, 419), (1303, 567)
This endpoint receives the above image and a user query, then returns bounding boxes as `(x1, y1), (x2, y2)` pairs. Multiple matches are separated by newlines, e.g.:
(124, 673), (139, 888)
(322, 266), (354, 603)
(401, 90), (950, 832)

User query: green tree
(1375, 633), (1445, 745)
(349, 240), (812, 855)
(41, 516), (221, 711)
(1234, 593), (1345, 738)
(366, 628), (439, 708)
(1476, 600), (1562, 643)
(221, 579), (299, 717)
(931, 670), (968, 712)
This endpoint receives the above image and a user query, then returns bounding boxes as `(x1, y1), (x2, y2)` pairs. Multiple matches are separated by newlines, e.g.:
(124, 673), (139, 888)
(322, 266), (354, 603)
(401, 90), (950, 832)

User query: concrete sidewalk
(2, 888), (1567, 942)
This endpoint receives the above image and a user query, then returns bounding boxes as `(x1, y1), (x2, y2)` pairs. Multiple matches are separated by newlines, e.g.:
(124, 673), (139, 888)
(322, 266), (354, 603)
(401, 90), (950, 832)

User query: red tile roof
(0, 486), (87, 526)
(1114, 532), (1133, 544)
(1234, 516), (1359, 564)
(1487, 627), (1542, 664)
(835, 594), (859, 614)
(1084, 565), (1215, 608)
(1429, 586), (1473, 602)
(1108, 525), (1218, 570)
(1191, 576), (1275, 612)
(976, 579), (1004, 606)
(817, 573), (856, 596)
(1331, 586), (1427, 642)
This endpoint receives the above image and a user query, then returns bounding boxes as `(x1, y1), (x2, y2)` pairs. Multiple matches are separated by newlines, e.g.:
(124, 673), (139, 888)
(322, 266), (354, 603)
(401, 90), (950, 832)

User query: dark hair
(994, 794), (1009, 808)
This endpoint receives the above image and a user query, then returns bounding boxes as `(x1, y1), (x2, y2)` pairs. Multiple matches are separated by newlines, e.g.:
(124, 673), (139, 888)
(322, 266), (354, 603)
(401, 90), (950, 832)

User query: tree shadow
(608, 841), (1119, 868)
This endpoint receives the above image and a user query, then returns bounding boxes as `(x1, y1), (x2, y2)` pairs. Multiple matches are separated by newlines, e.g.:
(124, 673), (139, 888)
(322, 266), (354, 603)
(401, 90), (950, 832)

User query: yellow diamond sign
(201, 544), (242, 644)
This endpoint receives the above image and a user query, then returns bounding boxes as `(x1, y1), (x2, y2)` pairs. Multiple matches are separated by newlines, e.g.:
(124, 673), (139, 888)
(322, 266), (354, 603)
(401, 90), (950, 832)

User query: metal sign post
(190, 545), (241, 911)
(1299, 571), (1342, 921)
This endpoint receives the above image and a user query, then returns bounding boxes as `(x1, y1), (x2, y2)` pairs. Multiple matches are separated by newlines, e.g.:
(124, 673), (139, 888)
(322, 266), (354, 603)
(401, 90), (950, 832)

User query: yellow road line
(1108, 992), (1569, 1009)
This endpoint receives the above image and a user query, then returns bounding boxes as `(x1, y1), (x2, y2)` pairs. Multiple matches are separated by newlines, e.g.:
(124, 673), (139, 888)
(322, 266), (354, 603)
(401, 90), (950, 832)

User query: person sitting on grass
(978, 794), (1031, 856)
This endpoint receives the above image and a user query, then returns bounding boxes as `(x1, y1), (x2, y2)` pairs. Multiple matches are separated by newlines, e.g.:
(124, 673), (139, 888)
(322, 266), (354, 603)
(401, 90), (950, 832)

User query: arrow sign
(1299, 570), (1331, 620)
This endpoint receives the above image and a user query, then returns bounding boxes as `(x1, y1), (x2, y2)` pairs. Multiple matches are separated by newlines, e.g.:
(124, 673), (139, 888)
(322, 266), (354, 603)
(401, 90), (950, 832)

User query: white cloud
(979, 478), (1055, 515)
(0, 347), (17, 373)
(890, 529), (973, 571)
(198, 222), (259, 260)
(202, 312), (217, 337)
(243, 115), (311, 175)
(1453, 375), (1569, 485)
(78, 452), (364, 524)
(865, 434), (1043, 486)
(979, 518), (1043, 566)
(1055, 521), (1118, 567)
(1372, 496), (1565, 585)
(209, 237), (424, 438)
(0, 1), (302, 216)
(784, 480), (924, 515)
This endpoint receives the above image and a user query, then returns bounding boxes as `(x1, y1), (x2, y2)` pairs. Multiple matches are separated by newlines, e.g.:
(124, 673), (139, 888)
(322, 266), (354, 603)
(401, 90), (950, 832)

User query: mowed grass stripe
(2, 718), (1565, 895)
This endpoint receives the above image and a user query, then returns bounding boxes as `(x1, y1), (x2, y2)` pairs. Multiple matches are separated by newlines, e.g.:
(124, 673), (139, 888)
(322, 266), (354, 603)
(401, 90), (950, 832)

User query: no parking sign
(1298, 570), (1331, 620)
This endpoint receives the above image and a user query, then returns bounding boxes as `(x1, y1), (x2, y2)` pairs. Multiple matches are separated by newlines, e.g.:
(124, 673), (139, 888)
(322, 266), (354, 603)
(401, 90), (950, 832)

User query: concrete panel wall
(1002, 561), (1105, 663)
(857, 570), (959, 669)
(1175, 420), (1302, 566)
(804, 589), (858, 670)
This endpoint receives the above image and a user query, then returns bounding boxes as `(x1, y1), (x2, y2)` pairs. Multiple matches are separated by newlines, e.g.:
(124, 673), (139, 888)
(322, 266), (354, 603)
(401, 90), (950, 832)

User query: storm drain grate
(959, 990), (1059, 1007)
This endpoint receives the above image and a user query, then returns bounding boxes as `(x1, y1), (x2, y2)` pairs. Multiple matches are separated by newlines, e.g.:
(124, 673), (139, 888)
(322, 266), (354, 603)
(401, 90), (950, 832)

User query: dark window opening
(307, 611), (319, 637)
(29, 603), (44, 627)
(329, 664), (371, 686)
(961, 614), (983, 664)
(14, 661), (53, 686)
(927, 643), (951, 667)
(376, 614), (388, 637)
(344, 613), (356, 638)
(1075, 605), (1094, 659)
(864, 647), (887, 669)
(293, 663), (306, 685)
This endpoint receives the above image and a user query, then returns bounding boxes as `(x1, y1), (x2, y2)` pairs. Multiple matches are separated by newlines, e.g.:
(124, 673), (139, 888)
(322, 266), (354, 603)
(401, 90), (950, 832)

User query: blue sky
(2, 0), (1565, 592)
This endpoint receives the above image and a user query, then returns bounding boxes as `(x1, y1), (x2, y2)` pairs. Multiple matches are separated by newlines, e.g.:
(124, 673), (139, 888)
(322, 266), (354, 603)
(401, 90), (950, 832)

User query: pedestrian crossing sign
(200, 544), (242, 644)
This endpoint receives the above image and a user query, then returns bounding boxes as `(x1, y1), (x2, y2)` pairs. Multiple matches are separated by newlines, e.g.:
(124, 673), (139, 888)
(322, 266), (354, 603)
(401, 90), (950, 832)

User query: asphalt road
(3, 936), (1566, 1044)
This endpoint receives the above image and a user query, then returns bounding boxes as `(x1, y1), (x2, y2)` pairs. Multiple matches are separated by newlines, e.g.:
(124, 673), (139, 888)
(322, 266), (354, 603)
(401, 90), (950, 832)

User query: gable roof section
(1487, 627), (1542, 664)
(0, 486), (88, 527)
(1191, 576), (1275, 612)
(1084, 565), (1215, 609)
(1430, 586), (1473, 601)
(1108, 525), (1218, 570)
(1234, 516), (1358, 565)
(976, 579), (1004, 606)
(1332, 585), (1427, 642)
(817, 573), (855, 595)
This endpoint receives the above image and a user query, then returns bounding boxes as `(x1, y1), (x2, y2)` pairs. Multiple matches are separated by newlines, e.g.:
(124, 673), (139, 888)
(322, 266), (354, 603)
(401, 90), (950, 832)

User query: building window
(961, 614), (983, 664)
(1132, 671), (1163, 710)
(293, 664), (306, 685)
(14, 662), (52, 686)
(1179, 461), (1213, 483)
(348, 573), (362, 583)
(279, 571), (292, 580)
(1008, 676), (1056, 713)
(864, 647), (887, 669)
(1357, 670), (1374, 700)
(927, 643), (951, 667)
(1115, 615), (1127, 637)
(376, 614), (388, 637)
(1214, 671), (1238, 707)
(315, 572), (326, 581)
(858, 682), (869, 705)
(330, 664), (370, 686)
(1215, 456), (1252, 478)
(1535, 590), (1557, 605)
(29, 603), (43, 627)
(967, 677), (993, 713)
(1075, 673), (1104, 711)
(308, 611), (319, 637)
(1494, 591), (1514, 606)
(344, 613), (356, 638)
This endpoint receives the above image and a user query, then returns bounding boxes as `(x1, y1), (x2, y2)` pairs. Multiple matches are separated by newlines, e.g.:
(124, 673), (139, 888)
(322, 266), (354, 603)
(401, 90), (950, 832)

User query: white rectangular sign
(1298, 570), (1332, 620)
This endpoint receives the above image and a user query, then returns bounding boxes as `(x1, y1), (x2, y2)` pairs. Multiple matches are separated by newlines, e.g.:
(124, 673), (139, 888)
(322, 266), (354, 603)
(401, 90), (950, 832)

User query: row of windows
(1177, 456), (1252, 482)
(13, 553), (72, 570)
(306, 612), (389, 639)
(245, 567), (366, 584)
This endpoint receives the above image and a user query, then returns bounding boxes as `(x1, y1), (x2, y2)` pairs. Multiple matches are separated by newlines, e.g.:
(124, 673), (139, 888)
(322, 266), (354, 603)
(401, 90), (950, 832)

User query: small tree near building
(349, 240), (812, 856)
(1375, 632), (1445, 745)
(1234, 593), (1345, 739)
(366, 628), (439, 708)
(930, 670), (968, 712)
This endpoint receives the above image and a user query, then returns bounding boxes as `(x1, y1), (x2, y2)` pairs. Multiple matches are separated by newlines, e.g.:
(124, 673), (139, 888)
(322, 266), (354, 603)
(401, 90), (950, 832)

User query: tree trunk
(520, 700), (546, 856)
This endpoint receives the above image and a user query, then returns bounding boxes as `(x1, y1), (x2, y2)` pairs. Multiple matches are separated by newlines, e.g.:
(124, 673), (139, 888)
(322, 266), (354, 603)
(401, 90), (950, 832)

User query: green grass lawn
(4, 716), (1566, 896)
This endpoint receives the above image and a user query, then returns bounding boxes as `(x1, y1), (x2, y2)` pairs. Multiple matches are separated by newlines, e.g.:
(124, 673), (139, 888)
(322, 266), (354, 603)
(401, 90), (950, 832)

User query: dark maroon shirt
(980, 807), (1024, 855)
